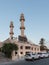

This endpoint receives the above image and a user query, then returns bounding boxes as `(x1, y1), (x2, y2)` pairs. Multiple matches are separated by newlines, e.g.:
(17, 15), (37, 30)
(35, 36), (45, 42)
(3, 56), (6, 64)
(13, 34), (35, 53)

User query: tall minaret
(20, 13), (25, 37)
(9, 21), (14, 39)
(18, 13), (27, 42)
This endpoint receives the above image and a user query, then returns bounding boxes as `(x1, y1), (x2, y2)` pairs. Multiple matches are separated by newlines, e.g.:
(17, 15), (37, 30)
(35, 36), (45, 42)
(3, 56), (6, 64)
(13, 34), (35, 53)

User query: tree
(0, 48), (1, 52)
(39, 38), (46, 51)
(39, 38), (45, 46)
(1, 43), (18, 58)
(39, 38), (49, 52)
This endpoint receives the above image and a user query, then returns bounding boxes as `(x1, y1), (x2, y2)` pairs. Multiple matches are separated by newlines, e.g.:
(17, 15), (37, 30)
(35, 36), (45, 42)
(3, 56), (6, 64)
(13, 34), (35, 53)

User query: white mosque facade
(0, 13), (40, 60)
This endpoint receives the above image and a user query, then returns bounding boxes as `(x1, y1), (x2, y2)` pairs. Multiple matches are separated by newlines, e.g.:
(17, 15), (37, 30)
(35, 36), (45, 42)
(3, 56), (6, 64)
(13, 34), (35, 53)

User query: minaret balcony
(9, 32), (14, 34)
(20, 27), (25, 29)
(10, 25), (14, 28)
(20, 18), (25, 21)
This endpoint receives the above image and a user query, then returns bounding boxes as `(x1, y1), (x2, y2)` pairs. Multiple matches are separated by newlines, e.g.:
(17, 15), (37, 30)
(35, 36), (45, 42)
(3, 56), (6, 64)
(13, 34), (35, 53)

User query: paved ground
(0, 52), (11, 63)
(0, 58), (49, 65)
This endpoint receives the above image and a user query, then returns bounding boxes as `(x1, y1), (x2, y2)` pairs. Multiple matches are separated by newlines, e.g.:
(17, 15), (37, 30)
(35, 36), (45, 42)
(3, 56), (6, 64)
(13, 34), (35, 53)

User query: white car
(37, 53), (43, 58)
(25, 53), (39, 61)
(33, 53), (39, 59)
(42, 53), (49, 58)
(37, 52), (49, 58)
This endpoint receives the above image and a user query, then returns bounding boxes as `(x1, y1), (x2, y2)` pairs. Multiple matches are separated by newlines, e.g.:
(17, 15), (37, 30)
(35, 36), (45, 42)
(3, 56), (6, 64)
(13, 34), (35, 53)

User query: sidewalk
(13, 57), (24, 62)
(0, 56), (24, 64)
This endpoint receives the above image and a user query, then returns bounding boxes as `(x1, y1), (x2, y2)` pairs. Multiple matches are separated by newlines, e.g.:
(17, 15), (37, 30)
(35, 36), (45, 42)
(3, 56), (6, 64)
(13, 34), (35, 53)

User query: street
(0, 58), (49, 65)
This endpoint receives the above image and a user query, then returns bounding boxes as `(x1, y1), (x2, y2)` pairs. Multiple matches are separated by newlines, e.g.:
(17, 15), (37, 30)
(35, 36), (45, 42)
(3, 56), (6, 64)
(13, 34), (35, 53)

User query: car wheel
(48, 55), (49, 57)
(32, 57), (34, 61)
(39, 56), (41, 59)
(25, 59), (28, 61)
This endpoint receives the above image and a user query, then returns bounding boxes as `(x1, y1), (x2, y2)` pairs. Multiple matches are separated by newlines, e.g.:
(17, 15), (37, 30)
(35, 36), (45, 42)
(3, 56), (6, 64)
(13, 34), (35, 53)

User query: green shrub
(2, 43), (18, 58)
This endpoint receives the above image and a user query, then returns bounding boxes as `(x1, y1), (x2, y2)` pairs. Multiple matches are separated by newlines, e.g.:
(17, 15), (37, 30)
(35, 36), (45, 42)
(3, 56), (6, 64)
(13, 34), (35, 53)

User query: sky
(0, 0), (49, 47)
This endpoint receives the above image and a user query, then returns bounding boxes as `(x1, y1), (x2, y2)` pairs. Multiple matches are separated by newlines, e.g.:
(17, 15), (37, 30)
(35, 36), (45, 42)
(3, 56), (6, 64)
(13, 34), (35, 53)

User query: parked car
(43, 53), (49, 58)
(25, 52), (49, 61)
(24, 52), (39, 61)
(37, 52), (49, 59)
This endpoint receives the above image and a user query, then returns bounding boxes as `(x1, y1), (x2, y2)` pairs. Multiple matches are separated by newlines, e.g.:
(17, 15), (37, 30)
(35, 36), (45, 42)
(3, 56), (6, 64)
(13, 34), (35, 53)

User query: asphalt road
(0, 58), (49, 65)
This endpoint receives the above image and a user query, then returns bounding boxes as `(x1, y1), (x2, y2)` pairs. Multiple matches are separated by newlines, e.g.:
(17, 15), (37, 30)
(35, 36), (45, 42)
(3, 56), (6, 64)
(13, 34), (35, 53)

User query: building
(13, 41), (40, 60)
(2, 13), (40, 60)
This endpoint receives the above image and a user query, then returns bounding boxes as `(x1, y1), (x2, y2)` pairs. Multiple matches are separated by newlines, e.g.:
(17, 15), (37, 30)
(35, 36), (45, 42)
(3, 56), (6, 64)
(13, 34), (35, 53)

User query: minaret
(9, 21), (14, 39)
(20, 13), (25, 37)
(18, 13), (27, 42)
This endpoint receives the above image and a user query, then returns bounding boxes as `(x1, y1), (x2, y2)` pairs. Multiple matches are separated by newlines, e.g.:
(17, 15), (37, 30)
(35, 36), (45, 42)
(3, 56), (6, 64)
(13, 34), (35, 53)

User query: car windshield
(25, 54), (31, 56)
(38, 53), (42, 55)
(32, 53), (35, 55)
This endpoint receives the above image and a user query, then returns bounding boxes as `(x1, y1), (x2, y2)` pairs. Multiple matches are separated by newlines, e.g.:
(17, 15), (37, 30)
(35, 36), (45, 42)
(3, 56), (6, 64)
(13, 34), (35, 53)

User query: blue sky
(0, 0), (49, 47)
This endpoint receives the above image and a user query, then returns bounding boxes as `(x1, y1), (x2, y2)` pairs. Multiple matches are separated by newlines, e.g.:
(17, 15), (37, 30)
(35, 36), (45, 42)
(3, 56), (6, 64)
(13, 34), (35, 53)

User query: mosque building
(0, 13), (40, 60)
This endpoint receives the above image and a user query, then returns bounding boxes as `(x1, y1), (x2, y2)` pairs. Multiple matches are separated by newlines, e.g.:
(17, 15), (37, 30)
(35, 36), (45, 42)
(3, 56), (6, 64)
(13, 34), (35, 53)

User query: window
(20, 46), (23, 49)
(37, 48), (39, 51)
(25, 46), (31, 49)
(32, 47), (33, 50)
(15, 52), (17, 54)
(15, 52), (17, 56)
(34, 48), (36, 50)
(25, 52), (30, 54)
(20, 52), (23, 54)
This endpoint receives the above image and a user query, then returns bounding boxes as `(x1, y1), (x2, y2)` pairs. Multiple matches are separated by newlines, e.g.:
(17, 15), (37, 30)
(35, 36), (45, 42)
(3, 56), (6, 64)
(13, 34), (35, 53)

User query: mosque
(0, 13), (40, 60)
